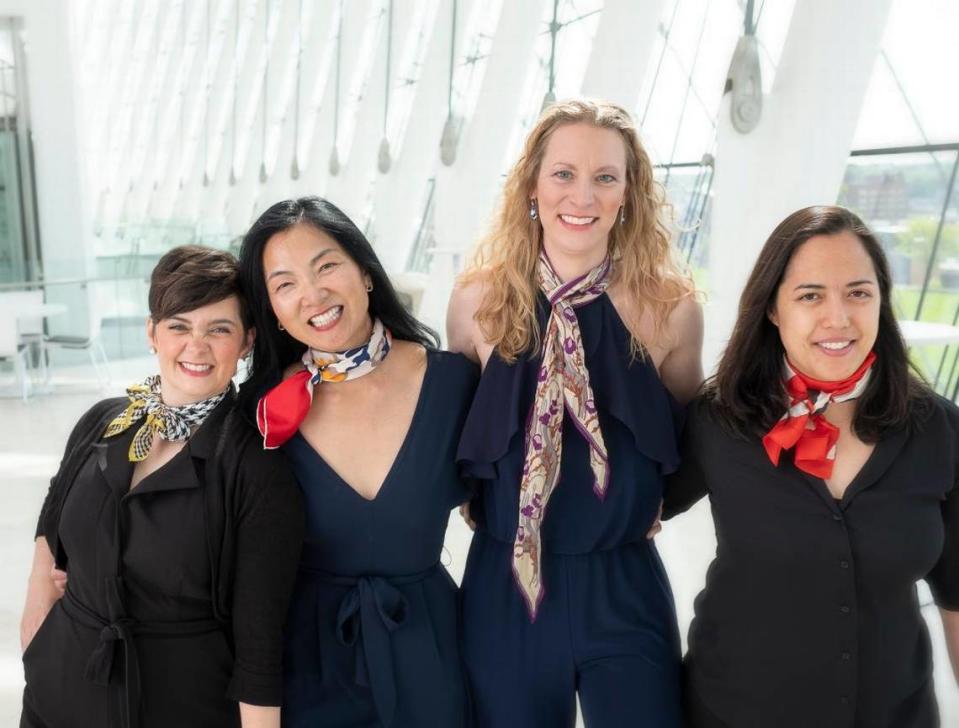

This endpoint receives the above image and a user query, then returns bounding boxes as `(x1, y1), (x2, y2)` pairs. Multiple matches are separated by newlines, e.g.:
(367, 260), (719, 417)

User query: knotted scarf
(762, 352), (876, 479)
(514, 253), (611, 620)
(257, 318), (392, 449)
(103, 375), (228, 462)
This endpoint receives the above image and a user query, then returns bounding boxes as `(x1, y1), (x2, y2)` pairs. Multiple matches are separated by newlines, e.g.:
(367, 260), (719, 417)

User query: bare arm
(941, 607), (959, 685)
(239, 704), (280, 728)
(20, 537), (62, 652)
(659, 296), (705, 405)
(446, 281), (482, 363)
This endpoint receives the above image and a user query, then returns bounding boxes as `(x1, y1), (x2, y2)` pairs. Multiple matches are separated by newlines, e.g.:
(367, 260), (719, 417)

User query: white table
(13, 302), (68, 320)
(898, 319), (959, 347)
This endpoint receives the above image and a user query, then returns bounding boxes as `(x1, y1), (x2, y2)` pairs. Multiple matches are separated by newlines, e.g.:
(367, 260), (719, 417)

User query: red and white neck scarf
(513, 253), (611, 621)
(256, 318), (392, 449)
(762, 352), (876, 479)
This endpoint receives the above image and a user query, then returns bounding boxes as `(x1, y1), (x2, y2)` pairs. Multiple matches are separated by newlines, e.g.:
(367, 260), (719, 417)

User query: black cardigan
(35, 393), (305, 706)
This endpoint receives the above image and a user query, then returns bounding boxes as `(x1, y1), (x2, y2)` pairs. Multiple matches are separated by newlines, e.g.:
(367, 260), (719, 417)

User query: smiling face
(147, 295), (252, 406)
(532, 122), (627, 270)
(263, 222), (373, 353)
(769, 231), (880, 381)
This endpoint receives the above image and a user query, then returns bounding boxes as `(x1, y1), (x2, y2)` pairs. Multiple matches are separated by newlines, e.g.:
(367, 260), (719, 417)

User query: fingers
(459, 503), (477, 531)
(50, 567), (67, 595)
(646, 499), (664, 539)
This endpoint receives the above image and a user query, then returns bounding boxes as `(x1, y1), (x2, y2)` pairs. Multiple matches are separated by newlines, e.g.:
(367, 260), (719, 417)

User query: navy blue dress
(281, 350), (477, 728)
(457, 293), (683, 728)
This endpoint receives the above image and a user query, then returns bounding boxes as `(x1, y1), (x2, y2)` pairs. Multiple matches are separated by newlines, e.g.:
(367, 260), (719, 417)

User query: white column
(580, 0), (665, 110)
(705, 0), (893, 371)
(423, 0), (546, 334)
(372, 0), (450, 273)
(0, 0), (95, 337)
(324, 0), (389, 225)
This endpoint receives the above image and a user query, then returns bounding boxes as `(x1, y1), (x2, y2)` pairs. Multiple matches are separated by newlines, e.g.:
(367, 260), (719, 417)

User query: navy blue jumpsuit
(281, 350), (477, 727)
(457, 293), (683, 728)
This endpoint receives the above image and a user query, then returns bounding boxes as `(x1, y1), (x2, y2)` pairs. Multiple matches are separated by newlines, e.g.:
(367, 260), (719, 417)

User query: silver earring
(619, 205), (626, 224)
(366, 282), (374, 292)
(149, 346), (157, 355)
(529, 199), (538, 221)
(278, 322), (285, 331)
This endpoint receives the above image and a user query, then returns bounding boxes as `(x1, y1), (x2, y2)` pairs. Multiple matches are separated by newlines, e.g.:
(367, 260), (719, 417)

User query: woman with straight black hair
(238, 196), (476, 727)
(665, 205), (959, 728)
(236, 196), (439, 415)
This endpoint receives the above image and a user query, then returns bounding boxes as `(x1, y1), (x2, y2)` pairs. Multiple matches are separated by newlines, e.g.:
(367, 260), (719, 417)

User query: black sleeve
(662, 398), (710, 520)
(35, 399), (121, 540)
(927, 473), (959, 611)
(225, 446), (305, 706)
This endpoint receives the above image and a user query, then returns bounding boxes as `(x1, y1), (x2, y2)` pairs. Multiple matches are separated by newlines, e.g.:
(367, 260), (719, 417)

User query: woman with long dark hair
(238, 196), (475, 727)
(665, 205), (959, 727)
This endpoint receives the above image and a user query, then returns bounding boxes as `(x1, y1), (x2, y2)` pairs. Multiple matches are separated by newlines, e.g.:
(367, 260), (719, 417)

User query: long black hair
(237, 196), (439, 414)
(708, 205), (932, 441)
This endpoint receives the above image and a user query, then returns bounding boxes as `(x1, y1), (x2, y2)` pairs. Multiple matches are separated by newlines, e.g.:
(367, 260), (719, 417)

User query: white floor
(0, 359), (956, 726)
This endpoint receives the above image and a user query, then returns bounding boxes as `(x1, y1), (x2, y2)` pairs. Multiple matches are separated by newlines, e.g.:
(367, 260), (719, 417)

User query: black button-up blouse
(664, 394), (959, 728)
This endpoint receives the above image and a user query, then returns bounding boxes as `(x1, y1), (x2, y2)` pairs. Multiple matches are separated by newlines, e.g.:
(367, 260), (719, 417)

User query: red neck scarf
(256, 319), (392, 448)
(762, 352), (876, 479)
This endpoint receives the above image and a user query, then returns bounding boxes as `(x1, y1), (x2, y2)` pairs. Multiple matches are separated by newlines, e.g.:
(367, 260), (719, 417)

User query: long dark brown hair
(708, 205), (931, 441)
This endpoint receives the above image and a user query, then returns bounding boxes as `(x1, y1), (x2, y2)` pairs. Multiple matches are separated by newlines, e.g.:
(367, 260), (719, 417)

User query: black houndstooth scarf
(103, 375), (228, 462)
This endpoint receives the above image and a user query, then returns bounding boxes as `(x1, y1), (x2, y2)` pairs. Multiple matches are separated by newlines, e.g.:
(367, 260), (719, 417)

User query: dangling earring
(619, 205), (626, 225)
(529, 198), (538, 221)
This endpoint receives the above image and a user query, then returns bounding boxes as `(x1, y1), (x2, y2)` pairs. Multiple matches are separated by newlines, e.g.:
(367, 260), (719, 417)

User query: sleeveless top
(456, 293), (682, 553)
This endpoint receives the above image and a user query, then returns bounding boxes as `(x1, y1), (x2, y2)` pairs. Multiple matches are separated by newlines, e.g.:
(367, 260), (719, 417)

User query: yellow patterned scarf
(103, 375), (228, 461)
(513, 253), (611, 620)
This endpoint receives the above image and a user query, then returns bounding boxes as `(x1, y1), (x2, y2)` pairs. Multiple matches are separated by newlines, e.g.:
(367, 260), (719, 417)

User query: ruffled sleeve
(455, 348), (532, 480)
(456, 294), (682, 480)
(592, 294), (683, 475)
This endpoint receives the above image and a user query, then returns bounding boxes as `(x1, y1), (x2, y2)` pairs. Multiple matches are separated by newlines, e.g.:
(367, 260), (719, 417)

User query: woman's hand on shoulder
(659, 295), (704, 405)
(446, 279), (486, 364)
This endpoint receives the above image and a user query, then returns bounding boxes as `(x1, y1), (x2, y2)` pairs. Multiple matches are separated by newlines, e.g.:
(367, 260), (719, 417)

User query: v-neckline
(295, 351), (434, 503)
(800, 426), (909, 510)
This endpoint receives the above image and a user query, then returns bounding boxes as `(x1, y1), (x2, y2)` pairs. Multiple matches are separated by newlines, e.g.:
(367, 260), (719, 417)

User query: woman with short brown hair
(20, 245), (304, 728)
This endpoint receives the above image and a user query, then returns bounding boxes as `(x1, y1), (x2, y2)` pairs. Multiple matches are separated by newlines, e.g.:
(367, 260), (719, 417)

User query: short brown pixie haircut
(148, 245), (252, 329)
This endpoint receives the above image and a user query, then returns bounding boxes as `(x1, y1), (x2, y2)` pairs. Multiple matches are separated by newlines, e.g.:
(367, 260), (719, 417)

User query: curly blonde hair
(460, 98), (694, 362)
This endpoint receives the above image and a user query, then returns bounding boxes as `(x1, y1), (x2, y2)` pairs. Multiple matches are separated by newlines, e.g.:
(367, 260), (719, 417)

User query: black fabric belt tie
(302, 564), (438, 728)
(61, 587), (221, 728)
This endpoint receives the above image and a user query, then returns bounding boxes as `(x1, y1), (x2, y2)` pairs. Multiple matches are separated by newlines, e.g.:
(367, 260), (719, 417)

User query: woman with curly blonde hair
(448, 98), (703, 727)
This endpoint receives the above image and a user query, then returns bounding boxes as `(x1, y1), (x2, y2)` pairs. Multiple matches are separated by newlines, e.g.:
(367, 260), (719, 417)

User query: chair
(0, 290), (47, 380)
(0, 304), (32, 399)
(0, 290), (44, 343)
(43, 311), (111, 387)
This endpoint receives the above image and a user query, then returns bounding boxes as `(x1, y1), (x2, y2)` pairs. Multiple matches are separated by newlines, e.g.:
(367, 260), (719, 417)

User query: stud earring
(619, 205), (626, 225)
(366, 281), (374, 292)
(529, 198), (538, 221)
(149, 346), (157, 355)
